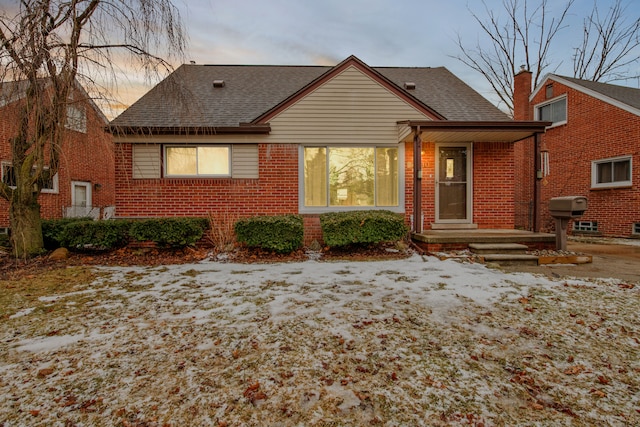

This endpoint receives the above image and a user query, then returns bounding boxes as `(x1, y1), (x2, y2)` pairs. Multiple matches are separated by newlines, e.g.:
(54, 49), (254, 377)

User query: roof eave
(108, 124), (272, 136)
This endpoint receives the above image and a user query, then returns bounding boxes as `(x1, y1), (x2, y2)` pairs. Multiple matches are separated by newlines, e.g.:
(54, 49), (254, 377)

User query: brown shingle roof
(551, 75), (640, 112)
(110, 59), (509, 130)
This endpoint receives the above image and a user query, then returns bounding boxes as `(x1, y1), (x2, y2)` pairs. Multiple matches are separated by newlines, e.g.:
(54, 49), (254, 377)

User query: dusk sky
(110, 0), (640, 117)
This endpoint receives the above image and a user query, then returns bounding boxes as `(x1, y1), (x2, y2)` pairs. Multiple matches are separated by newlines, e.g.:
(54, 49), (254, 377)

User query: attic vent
(404, 82), (416, 90)
(213, 80), (225, 88)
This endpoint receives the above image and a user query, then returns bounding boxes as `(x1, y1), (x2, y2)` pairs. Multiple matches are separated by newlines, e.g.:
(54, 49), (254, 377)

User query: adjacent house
(514, 70), (640, 238)
(110, 55), (549, 245)
(0, 80), (115, 230)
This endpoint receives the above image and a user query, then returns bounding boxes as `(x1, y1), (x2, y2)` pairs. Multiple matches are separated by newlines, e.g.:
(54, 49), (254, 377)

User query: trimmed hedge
(42, 217), (209, 251)
(42, 217), (94, 250)
(57, 219), (131, 251)
(234, 214), (303, 253)
(129, 217), (208, 248)
(320, 210), (408, 247)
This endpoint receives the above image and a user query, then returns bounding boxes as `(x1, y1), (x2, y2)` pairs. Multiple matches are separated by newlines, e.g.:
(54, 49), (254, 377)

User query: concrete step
(480, 254), (539, 266)
(468, 243), (529, 255)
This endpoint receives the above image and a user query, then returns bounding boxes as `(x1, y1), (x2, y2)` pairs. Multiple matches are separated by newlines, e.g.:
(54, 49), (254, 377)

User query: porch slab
(412, 229), (556, 252)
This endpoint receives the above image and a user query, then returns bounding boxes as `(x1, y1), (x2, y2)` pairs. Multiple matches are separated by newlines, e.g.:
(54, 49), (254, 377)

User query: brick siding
(0, 94), (115, 229)
(516, 77), (640, 237)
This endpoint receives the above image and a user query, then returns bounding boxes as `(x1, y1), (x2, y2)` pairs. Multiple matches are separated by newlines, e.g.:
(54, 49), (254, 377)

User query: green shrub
(234, 215), (303, 253)
(58, 220), (131, 251)
(42, 217), (94, 250)
(320, 210), (408, 247)
(128, 217), (208, 248)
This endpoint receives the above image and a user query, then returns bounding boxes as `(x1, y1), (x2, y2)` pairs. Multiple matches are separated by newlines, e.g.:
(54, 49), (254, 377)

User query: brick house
(0, 80), (115, 230)
(110, 56), (548, 244)
(514, 70), (640, 238)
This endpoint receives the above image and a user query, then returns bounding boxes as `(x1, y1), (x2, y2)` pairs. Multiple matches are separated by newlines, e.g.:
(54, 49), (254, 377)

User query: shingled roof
(543, 74), (640, 113)
(110, 56), (509, 132)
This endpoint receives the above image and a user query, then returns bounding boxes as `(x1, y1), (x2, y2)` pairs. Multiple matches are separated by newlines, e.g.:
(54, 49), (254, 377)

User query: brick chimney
(513, 66), (532, 120)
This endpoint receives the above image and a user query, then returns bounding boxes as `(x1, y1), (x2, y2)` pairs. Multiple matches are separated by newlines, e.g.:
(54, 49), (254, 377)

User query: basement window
(633, 223), (640, 235)
(573, 221), (598, 233)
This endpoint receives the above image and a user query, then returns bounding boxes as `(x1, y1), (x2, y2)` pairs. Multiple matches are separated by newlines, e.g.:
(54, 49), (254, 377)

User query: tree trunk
(9, 192), (44, 258)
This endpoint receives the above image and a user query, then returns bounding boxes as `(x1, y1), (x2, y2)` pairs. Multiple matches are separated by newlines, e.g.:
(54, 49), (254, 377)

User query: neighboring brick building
(110, 56), (548, 244)
(514, 70), (640, 238)
(0, 80), (115, 229)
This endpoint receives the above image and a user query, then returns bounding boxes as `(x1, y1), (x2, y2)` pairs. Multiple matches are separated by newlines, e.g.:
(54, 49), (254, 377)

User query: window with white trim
(591, 156), (632, 188)
(632, 223), (640, 235)
(1, 162), (58, 193)
(164, 145), (230, 177)
(65, 105), (87, 133)
(302, 145), (400, 210)
(536, 96), (567, 125)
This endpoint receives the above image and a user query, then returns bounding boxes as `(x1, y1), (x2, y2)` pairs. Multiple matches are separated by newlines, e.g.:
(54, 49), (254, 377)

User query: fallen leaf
(37, 368), (54, 378)
(564, 365), (586, 375)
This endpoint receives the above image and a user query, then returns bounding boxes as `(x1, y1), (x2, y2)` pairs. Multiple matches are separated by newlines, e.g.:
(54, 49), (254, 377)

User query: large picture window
(165, 146), (230, 177)
(591, 156), (632, 188)
(303, 146), (399, 209)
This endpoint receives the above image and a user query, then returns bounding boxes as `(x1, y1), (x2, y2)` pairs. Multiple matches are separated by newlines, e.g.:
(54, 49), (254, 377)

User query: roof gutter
(401, 120), (551, 132)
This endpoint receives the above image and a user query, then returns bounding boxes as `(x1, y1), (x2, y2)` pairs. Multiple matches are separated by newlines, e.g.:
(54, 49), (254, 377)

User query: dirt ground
(501, 240), (640, 284)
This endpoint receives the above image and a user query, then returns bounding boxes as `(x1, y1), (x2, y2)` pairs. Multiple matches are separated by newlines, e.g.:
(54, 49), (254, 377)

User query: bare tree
(573, 0), (640, 83)
(454, 0), (574, 115)
(0, 0), (186, 257)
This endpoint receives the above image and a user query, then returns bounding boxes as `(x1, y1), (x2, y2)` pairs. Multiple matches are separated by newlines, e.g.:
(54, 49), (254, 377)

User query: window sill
(300, 206), (404, 215)
(590, 185), (633, 191)
(544, 121), (567, 130)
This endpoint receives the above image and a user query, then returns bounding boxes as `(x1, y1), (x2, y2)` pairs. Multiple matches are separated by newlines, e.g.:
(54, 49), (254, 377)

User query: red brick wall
(513, 137), (535, 230)
(530, 80), (640, 237)
(473, 142), (515, 228)
(0, 95), (115, 229)
(116, 139), (519, 244)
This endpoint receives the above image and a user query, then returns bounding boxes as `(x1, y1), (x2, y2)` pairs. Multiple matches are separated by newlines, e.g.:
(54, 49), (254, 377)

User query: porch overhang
(399, 120), (551, 143)
(402, 120), (551, 234)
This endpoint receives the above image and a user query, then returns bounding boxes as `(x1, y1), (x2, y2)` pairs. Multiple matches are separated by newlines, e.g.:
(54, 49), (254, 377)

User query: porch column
(413, 128), (422, 233)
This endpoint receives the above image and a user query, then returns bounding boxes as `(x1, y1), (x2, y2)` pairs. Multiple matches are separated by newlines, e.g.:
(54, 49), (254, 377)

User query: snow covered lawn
(1, 254), (639, 426)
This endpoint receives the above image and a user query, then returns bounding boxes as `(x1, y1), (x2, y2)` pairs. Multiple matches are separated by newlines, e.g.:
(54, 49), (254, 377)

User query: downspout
(413, 127), (422, 233)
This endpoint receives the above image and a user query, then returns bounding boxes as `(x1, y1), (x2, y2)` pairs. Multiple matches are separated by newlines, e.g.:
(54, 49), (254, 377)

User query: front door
(436, 143), (472, 223)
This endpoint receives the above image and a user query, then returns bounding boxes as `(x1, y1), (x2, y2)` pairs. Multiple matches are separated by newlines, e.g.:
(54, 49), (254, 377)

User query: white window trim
(71, 181), (92, 207)
(1, 161), (59, 194)
(65, 104), (87, 133)
(535, 95), (567, 128)
(591, 155), (632, 189)
(298, 144), (405, 214)
(163, 145), (232, 178)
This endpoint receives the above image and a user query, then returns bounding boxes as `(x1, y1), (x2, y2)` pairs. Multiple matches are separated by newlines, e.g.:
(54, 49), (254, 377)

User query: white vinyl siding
(232, 144), (259, 178)
(132, 145), (161, 179)
(268, 66), (431, 144)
